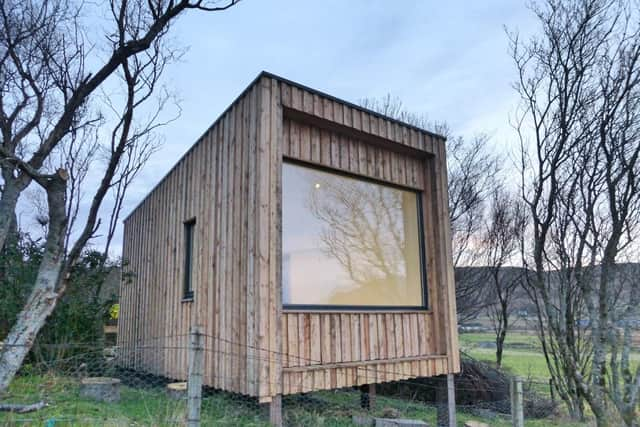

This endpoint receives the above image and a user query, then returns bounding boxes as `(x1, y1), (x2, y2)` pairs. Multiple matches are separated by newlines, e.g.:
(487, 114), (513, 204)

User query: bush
(1, 233), (119, 364)
(0, 232), (42, 338)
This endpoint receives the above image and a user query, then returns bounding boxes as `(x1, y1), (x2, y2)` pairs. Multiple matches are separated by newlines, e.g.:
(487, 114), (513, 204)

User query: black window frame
(183, 218), (196, 301)
(281, 159), (429, 311)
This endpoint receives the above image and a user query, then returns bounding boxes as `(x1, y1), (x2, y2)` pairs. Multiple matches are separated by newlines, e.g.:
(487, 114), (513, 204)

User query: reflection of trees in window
(306, 171), (421, 305)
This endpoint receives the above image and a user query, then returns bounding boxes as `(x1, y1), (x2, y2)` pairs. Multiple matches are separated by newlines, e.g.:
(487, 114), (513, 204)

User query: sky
(19, 1), (541, 257)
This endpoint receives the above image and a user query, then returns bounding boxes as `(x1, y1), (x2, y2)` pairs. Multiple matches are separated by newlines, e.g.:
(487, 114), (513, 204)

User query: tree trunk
(0, 178), (23, 252)
(495, 298), (508, 368)
(0, 172), (67, 393)
(589, 250), (621, 427)
(593, 408), (614, 427)
(0, 253), (64, 391)
(496, 327), (506, 368)
(621, 408), (638, 427)
(566, 394), (585, 421)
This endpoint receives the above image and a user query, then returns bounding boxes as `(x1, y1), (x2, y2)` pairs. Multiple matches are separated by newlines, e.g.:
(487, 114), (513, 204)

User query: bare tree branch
(0, 0), (239, 394)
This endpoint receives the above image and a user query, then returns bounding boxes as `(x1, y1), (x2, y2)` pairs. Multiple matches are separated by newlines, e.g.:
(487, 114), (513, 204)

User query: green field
(460, 331), (640, 382)
(459, 332), (552, 379)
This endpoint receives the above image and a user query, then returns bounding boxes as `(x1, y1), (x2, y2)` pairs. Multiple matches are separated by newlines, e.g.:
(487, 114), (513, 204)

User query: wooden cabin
(117, 72), (460, 408)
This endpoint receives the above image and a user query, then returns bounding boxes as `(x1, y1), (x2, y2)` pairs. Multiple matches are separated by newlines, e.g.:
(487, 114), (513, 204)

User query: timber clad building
(118, 72), (460, 404)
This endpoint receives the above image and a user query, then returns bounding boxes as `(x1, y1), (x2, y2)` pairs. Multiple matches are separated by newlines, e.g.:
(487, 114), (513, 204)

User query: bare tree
(482, 186), (526, 368)
(359, 96), (500, 321)
(446, 132), (501, 322)
(60, 123), (101, 253)
(511, 0), (640, 424)
(0, 0), (239, 393)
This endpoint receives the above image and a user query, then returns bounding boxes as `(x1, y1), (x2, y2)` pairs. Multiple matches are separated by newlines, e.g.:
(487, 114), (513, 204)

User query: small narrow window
(183, 218), (196, 300)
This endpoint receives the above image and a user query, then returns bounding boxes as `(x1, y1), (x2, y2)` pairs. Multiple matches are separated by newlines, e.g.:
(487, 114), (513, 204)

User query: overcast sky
(20, 1), (540, 257)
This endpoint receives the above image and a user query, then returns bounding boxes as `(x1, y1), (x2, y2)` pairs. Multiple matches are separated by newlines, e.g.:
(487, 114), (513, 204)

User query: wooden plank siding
(118, 81), (270, 398)
(279, 117), (452, 392)
(118, 72), (459, 404)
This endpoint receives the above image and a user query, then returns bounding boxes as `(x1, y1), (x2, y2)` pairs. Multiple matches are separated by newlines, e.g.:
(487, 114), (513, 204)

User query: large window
(282, 162), (426, 308)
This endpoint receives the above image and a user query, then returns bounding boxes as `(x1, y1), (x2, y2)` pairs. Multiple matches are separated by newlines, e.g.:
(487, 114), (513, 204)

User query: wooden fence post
(368, 383), (376, 410)
(270, 394), (282, 427)
(510, 376), (524, 427)
(436, 374), (454, 427)
(359, 384), (376, 410)
(447, 373), (456, 427)
(187, 325), (204, 427)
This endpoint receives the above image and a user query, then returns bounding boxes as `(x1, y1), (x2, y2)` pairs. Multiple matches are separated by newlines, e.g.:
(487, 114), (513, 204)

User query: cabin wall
(276, 114), (458, 394)
(118, 79), (281, 398)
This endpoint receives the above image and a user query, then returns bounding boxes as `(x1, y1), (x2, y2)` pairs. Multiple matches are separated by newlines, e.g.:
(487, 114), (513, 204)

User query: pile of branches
(377, 354), (556, 419)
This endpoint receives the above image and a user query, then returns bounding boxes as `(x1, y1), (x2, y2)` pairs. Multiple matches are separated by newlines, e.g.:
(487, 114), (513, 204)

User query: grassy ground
(459, 330), (640, 426)
(459, 332), (552, 380)
(0, 374), (265, 426)
(0, 331), (602, 426)
(1, 331), (597, 426)
(0, 372), (589, 426)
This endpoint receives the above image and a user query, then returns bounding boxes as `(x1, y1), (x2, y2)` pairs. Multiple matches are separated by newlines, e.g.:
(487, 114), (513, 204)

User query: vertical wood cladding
(118, 73), (459, 403)
(279, 117), (454, 393)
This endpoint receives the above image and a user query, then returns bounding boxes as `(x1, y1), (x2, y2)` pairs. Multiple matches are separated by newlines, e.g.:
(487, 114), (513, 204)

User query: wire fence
(0, 333), (564, 426)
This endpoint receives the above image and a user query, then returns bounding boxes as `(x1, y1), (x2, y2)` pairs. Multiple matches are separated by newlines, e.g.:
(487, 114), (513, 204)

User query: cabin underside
(278, 311), (454, 399)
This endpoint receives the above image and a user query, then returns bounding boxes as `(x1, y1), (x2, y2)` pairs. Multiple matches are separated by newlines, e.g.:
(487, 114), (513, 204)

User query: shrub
(1, 233), (119, 365)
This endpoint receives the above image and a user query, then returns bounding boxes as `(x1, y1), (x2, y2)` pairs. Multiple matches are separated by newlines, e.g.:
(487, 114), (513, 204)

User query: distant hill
(454, 262), (640, 323)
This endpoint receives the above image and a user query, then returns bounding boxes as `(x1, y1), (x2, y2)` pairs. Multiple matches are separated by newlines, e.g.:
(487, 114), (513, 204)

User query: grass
(299, 390), (587, 427)
(0, 332), (606, 426)
(459, 332), (552, 380)
(0, 373), (265, 426)
(459, 332), (550, 380)
(0, 372), (589, 426)
(468, 347), (553, 380)
(460, 330), (640, 426)
(459, 331), (541, 348)
(459, 331), (640, 382)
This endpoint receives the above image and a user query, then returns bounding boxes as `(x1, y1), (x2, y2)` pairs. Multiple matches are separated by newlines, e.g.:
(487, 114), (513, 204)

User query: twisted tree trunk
(0, 171), (67, 393)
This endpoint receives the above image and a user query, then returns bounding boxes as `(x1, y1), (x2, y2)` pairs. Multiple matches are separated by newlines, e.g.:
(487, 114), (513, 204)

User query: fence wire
(0, 337), (565, 426)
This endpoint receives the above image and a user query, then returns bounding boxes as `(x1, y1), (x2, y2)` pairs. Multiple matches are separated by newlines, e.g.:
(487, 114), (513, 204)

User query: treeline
(364, 2), (640, 425)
